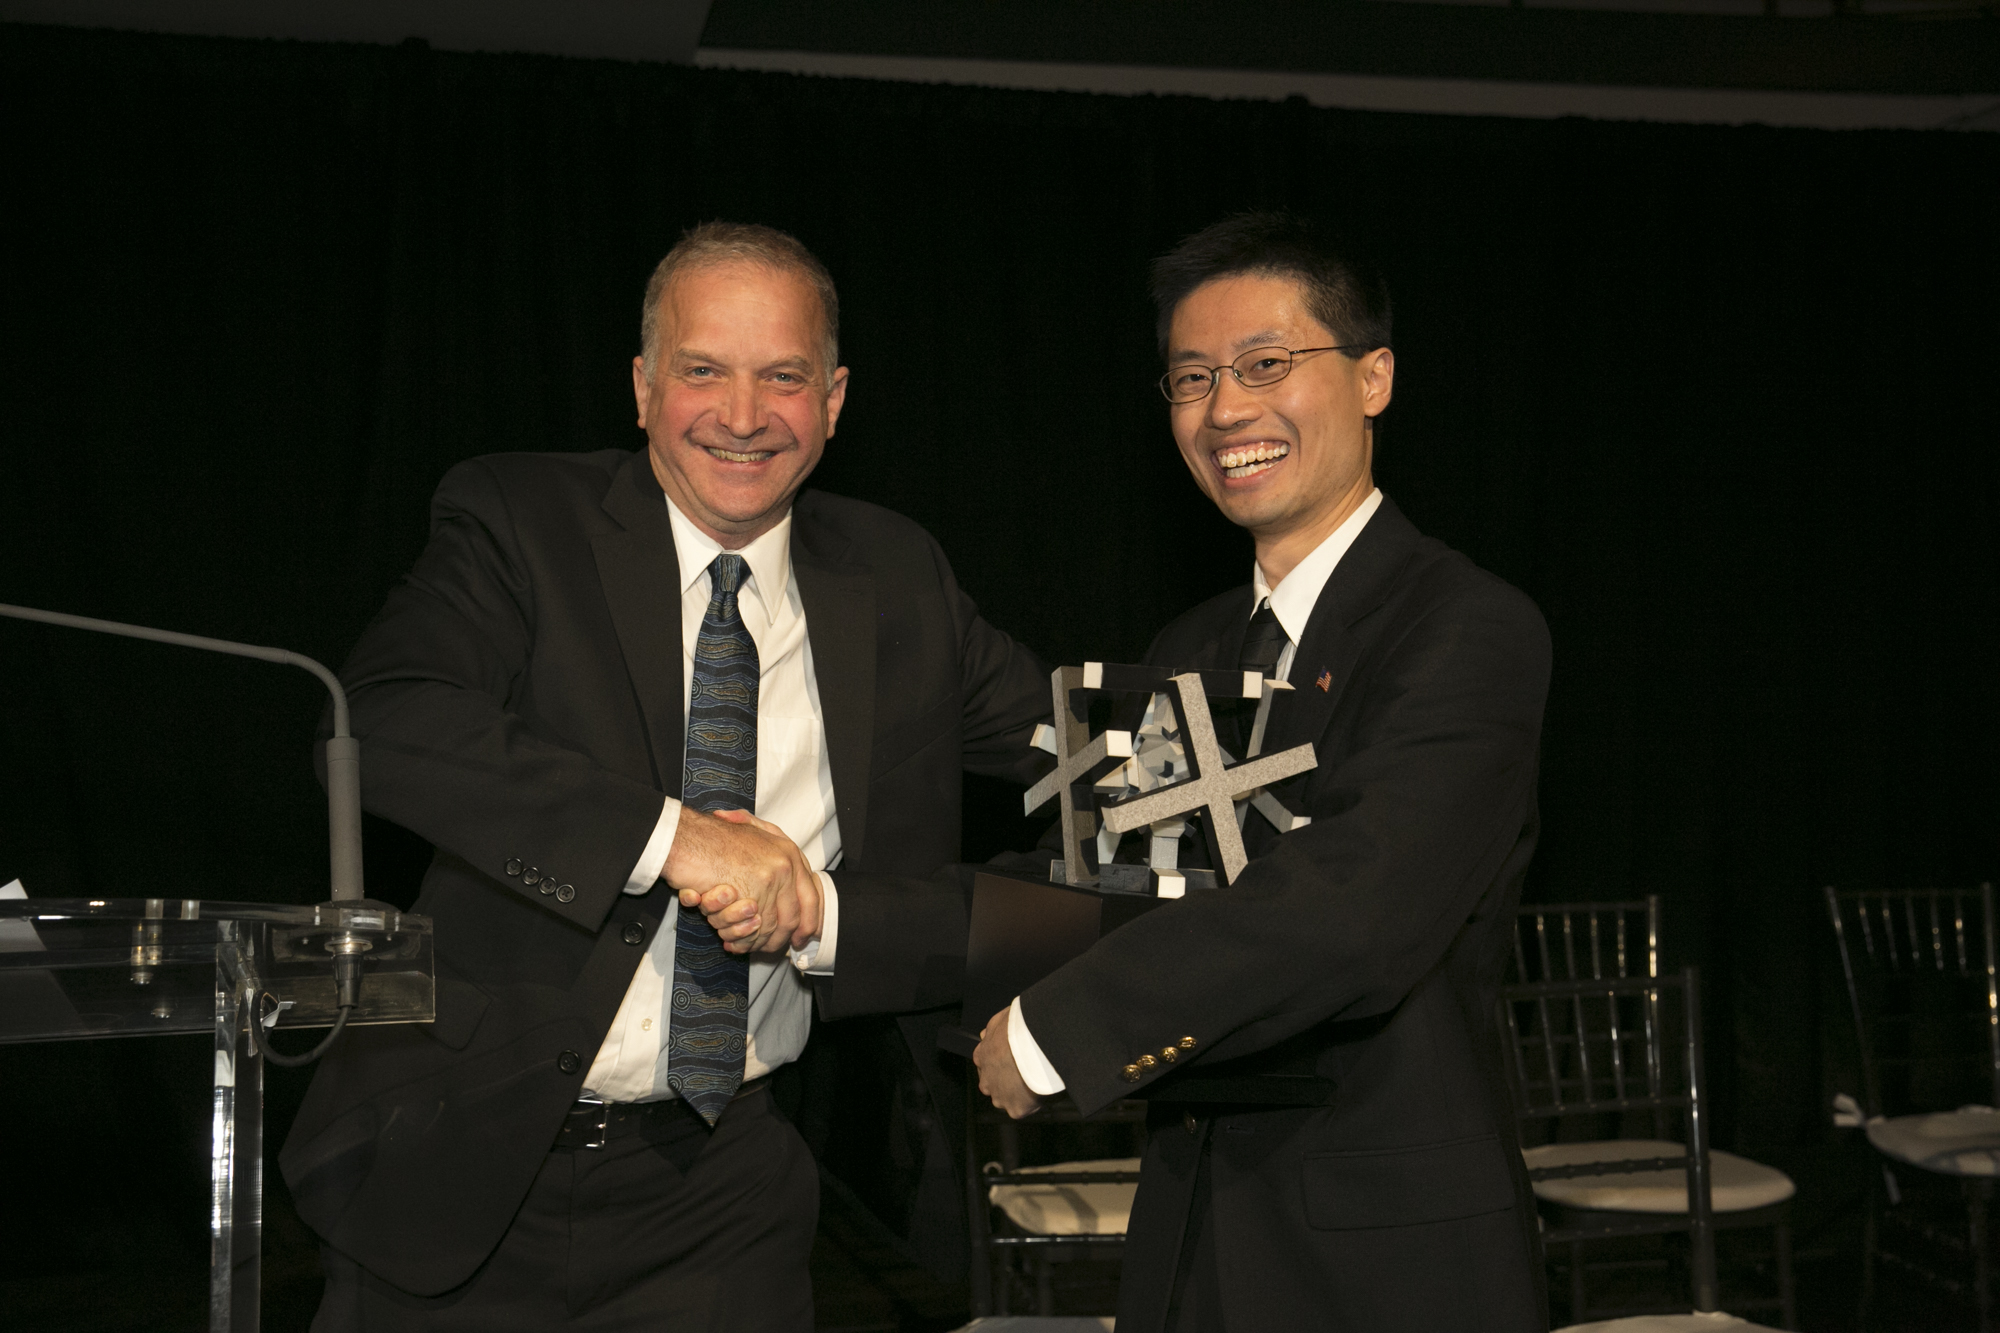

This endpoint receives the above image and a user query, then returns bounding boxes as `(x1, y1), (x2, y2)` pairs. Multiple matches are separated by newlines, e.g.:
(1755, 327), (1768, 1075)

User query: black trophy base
(943, 868), (1338, 1107)
(954, 867), (1168, 1043)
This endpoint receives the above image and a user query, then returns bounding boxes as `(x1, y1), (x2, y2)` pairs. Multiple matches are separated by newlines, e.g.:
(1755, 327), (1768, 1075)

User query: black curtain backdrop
(3, 19), (1998, 1319)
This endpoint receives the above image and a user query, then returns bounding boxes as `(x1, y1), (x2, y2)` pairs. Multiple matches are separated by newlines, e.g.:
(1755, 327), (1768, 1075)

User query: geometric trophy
(952, 662), (1319, 1047)
(1023, 662), (1317, 893)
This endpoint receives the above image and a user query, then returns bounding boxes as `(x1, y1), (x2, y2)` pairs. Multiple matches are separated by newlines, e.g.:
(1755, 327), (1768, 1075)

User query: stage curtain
(2, 19), (1997, 1216)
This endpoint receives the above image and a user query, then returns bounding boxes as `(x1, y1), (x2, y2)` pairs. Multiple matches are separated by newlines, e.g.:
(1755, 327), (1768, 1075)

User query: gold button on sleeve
(1178, 1036), (1197, 1050)
(1137, 1054), (1158, 1069)
(1121, 1064), (1143, 1082)
(1159, 1047), (1178, 1063)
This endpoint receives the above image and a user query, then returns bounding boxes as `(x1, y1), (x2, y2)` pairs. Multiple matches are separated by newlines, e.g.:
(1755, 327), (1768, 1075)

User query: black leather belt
(553, 1076), (771, 1151)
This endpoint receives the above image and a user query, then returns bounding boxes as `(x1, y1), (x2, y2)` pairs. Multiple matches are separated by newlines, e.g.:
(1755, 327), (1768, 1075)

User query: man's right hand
(661, 805), (821, 955)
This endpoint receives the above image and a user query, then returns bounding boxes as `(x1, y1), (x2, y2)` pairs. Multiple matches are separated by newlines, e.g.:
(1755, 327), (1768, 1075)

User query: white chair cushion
(1866, 1106), (2000, 1176)
(1524, 1140), (1796, 1214)
(988, 1158), (1140, 1237)
(1555, 1313), (1784, 1333)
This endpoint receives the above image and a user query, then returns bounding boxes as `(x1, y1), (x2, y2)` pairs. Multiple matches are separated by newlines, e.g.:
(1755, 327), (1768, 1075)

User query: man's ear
(631, 356), (651, 430)
(1361, 347), (1395, 418)
(823, 366), (851, 438)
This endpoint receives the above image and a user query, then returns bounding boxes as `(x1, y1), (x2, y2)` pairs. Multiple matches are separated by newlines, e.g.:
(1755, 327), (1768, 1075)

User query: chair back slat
(1606, 975), (1629, 1103)
(1538, 989), (1566, 1110)
(1570, 988), (1597, 1098)
(1960, 888), (1976, 972)
(1984, 882), (2000, 1110)
(1824, 883), (2000, 1118)
(1927, 893), (1946, 972)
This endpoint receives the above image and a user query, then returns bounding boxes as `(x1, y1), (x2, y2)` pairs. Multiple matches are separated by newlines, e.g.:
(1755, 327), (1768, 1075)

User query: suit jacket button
(538, 880), (556, 896)
(557, 1050), (582, 1075)
(1159, 1047), (1178, 1063)
(504, 859), (523, 877)
(523, 867), (543, 887)
(555, 884), (576, 903)
(621, 922), (645, 945)
(1137, 1054), (1158, 1069)
(1121, 1064), (1142, 1082)
(1178, 1036), (1197, 1050)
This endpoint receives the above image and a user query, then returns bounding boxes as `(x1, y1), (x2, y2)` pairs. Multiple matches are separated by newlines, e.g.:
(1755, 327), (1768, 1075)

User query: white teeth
(1215, 441), (1289, 477)
(706, 447), (774, 463)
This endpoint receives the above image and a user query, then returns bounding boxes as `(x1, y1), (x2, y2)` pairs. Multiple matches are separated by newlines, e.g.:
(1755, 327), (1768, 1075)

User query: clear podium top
(0, 897), (434, 1043)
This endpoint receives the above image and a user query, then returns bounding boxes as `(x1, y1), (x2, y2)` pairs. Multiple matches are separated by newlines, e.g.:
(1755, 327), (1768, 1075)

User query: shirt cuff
(1009, 995), (1066, 1096)
(790, 872), (839, 974)
(623, 798), (681, 896)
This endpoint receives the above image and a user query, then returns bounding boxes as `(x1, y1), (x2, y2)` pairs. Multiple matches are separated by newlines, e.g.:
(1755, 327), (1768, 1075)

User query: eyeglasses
(1158, 344), (1379, 404)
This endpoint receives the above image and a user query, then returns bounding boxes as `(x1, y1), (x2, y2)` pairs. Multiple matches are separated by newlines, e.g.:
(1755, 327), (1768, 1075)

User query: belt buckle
(575, 1096), (612, 1151)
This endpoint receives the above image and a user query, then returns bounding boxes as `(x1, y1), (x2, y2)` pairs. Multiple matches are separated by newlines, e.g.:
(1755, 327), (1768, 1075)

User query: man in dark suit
(282, 222), (1049, 1331)
(972, 213), (1553, 1332)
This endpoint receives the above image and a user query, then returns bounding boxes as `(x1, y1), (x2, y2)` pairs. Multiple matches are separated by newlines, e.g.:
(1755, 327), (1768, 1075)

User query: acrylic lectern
(0, 896), (433, 1332)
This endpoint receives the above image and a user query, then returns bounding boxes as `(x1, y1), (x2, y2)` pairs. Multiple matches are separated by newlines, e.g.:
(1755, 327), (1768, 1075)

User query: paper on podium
(0, 879), (44, 952)
(0, 879), (84, 1037)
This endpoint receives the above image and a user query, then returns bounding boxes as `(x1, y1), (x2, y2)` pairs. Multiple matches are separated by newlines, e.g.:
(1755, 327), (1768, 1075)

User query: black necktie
(1240, 603), (1287, 682)
(1224, 602), (1288, 757)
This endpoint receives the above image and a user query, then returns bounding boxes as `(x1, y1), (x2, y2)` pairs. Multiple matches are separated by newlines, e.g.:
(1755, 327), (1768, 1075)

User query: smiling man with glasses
(974, 212), (1555, 1333)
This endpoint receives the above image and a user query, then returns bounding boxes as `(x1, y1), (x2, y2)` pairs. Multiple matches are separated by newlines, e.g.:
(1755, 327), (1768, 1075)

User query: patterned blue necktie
(666, 553), (757, 1125)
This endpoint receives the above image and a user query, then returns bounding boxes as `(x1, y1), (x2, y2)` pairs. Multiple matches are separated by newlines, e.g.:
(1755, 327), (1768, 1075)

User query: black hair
(1150, 211), (1391, 361)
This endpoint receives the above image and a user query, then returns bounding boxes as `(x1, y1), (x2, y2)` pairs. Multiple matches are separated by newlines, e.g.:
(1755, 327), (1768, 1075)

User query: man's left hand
(680, 809), (821, 954)
(975, 1004), (1044, 1119)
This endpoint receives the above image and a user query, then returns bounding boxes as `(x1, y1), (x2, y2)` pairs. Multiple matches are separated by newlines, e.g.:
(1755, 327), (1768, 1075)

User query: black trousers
(310, 1085), (817, 1333)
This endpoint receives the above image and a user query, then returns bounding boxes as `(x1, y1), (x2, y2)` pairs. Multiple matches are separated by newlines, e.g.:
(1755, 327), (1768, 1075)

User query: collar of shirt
(663, 495), (794, 625)
(1251, 488), (1385, 646)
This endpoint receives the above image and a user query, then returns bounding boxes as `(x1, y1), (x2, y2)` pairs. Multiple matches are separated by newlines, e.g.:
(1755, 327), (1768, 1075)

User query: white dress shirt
(1006, 489), (1385, 1096)
(582, 496), (843, 1103)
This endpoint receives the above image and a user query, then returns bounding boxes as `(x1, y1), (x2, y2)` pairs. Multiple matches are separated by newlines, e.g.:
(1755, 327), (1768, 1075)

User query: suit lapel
(791, 497), (877, 868)
(590, 454), (687, 794)
(1263, 497), (1423, 756)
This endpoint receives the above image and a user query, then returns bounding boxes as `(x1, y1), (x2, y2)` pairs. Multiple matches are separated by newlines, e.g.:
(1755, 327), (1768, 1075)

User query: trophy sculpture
(954, 662), (1318, 1042)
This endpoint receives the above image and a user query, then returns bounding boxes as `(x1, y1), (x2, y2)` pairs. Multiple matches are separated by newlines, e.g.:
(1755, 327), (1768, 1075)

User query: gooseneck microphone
(0, 602), (369, 1063)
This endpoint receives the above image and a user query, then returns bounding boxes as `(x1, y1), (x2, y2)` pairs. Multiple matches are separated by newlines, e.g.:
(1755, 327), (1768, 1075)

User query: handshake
(661, 805), (822, 956)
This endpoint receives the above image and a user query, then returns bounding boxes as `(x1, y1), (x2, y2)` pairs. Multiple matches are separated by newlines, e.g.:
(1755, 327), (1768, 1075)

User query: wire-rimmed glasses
(1158, 344), (1379, 404)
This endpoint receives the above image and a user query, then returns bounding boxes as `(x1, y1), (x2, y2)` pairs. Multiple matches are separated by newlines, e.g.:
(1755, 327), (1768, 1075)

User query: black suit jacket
(280, 449), (1047, 1296)
(1022, 497), (1551, 1333)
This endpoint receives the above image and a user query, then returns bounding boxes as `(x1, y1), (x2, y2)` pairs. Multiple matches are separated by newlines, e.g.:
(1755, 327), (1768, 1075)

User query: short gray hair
(639, 221), (841, 384)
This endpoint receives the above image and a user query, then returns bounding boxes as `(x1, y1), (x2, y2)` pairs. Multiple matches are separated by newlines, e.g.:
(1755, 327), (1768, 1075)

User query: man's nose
(1206, 369), (1260, 429)
(717, 376), (767, 437)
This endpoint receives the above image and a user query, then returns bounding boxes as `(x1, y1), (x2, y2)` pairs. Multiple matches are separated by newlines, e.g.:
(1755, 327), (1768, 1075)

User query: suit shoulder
(1402, 539), (1549, 652)
(795, 489), (941, 557)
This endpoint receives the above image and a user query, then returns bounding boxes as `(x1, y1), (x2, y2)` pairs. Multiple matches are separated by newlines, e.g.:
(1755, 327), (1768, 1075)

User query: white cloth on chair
(1524, 1140), (1796, 1213)
(987, 1158), (1140, 1236)
(1864, 1104), (2000, 1176)
(1554, 1313), (1783, 1333)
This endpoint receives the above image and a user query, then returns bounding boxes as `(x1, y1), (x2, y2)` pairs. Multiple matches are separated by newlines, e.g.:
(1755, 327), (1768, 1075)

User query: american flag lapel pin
(1315, 669), (1333, 692)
